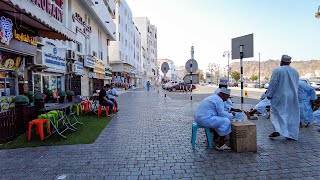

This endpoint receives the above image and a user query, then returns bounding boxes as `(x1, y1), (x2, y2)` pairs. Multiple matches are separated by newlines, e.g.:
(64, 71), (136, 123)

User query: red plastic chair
(28, 119), (51, 141)
(98, 105), (110, 117)
(81, 101), (90, 113)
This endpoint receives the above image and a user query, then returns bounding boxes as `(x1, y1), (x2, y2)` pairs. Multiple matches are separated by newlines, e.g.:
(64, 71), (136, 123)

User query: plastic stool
(191, 122), (213, 149)
(38, 113), (56, 127)
(81, 101), (90, 113)
(72, 104), (82, 115)
(98, 105), (110, 117)
(28, 119), (51, 141)
(48, 110), (63, 127)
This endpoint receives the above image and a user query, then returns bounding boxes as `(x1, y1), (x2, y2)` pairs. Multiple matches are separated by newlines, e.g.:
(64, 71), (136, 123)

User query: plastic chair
(48, 110), (63, 127)
(191, 122), (213, 149)
(81, 101), (90, 113)
(38, 113), (56, 127)
(98, 105), (110, 117)
(28, 119), (51, 141)
(71, 104), (82, 115)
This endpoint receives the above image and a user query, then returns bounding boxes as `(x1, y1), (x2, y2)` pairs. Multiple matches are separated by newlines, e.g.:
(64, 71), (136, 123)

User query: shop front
(92, 58), (106, 92)
(70, 60), (84, 96)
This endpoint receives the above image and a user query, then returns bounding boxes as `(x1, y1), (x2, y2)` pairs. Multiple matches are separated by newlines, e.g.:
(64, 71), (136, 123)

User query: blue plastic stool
(191, 122), (213, 149)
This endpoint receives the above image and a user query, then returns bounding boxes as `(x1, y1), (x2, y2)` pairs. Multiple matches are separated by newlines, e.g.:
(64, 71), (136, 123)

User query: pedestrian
(98, 84), (114, 116)
(267, 55), (300, 140)
(298, 79), (316, 127)
(194, 87), (234, 151)
(146, 81), (151, 91)
(108, 83), (119, 112)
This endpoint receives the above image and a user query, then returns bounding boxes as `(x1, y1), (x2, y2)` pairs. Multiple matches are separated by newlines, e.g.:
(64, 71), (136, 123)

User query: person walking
(267, 55), (300, 140)
(146, 81), (151, 91)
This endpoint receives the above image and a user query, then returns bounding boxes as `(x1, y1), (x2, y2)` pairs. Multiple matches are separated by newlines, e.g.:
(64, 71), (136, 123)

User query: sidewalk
(0, 89), (320, 179)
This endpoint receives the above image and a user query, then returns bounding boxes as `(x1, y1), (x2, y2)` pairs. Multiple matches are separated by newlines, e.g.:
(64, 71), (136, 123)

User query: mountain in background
(229, 60), (320, 81)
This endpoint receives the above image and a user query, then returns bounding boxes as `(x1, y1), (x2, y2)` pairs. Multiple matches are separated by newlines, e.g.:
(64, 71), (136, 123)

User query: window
(76, 42), (82, 53)
(119, 33), (121, 41)
(92, 51), (97, 57)
(118, 15), (121, 24)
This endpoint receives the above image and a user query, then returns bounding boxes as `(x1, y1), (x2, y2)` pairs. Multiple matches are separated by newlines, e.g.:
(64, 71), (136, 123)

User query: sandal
(269, 132), (280, 138)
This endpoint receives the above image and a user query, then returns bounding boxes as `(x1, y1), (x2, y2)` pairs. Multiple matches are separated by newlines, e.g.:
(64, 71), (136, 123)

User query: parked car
(168, 82), (196, 92)
(310, 82), (320, 91)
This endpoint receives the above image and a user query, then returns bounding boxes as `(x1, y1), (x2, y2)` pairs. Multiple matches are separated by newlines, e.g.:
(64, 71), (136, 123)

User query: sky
(126, 0), (320, 72)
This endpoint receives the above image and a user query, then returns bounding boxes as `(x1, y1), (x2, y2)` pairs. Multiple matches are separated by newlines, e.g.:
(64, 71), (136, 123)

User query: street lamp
(315, 5), (320, 18)
(223, 51), (230, 83)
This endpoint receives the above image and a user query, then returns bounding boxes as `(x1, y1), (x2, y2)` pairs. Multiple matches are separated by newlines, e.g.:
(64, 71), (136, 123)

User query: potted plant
(44, 89), (53, 103)
(66, 90), (75, 102)
(13, 95), (29, 105)
(33, 92), (45, 113)
(27, 91), (34, 105)
(58, 91), (66, 103)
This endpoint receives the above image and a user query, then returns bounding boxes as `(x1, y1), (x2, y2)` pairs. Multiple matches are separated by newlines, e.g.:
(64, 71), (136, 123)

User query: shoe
(215, 144), (231, 151)
(269, 132), (280, 138)
(249, 116), (258, 120)
(116, 109), (120, 112)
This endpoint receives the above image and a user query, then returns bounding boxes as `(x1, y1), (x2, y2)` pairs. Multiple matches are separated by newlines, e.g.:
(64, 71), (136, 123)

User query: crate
(230, 121), (257, 152)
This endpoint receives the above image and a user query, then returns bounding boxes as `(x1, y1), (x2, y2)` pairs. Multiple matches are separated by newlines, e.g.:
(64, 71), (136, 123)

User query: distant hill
(229, 60), (320, 81)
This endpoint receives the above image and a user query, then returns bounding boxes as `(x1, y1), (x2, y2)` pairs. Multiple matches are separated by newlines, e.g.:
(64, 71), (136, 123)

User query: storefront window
(34, 74), (41, 93)
(0, 71), (17, 97)
(33, 74), (62, 93)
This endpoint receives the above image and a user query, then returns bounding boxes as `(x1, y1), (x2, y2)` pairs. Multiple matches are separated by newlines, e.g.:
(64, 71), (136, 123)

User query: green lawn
(0, 114), (112, 149)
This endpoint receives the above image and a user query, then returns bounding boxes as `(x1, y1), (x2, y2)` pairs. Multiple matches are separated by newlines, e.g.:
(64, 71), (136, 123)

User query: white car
(310, 82), (320, 90)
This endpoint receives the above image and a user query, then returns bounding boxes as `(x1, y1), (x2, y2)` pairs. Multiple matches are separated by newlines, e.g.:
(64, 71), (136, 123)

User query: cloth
(314, 110), (320, 124)
(219, 77), (228, 85)
(215, 88), (245, 121)
(298, 80), (316, 123)
(266, 65), (300, 140)
(98, 89), (107, 104)
(261, 91), (268, 100)
(254, 98), (271, 114)
(281, 55), (292, 62)
(194, 94), (232, 136)
(107, 88), (118, 99)
(220, 87), (231, 95)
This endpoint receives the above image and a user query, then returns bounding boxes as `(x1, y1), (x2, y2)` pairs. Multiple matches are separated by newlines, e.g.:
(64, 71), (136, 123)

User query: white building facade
(133, 17), (158, 84)
(109, 0), (140, 87)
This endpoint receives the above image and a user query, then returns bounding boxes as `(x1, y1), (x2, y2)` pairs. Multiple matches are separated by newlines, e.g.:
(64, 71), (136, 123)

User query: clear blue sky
(127, 0), (320, 71)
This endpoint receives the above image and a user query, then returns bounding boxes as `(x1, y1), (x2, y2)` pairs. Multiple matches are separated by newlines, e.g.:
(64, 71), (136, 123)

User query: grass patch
(0, 114), (112, 149)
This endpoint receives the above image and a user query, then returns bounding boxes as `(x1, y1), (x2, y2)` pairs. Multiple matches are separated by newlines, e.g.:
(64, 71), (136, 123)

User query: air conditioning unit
(67, 63), (77, 72)
(67, 50), (75, 60)
(35, 50), (44, 65)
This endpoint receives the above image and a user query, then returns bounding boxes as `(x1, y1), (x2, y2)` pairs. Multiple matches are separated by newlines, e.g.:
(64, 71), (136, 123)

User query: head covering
(220, 87), (231, 95)
(281, 55), (292, 62)
(219, 77), (228, 85)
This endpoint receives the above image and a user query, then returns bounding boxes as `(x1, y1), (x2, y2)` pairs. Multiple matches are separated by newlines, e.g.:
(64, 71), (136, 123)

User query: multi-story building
(157, 59), (177, 81)
(109, 0), (140, 87)
(133, 17), (158, 84)
(206, 63), (221, 83)
(176, 66), (187, 80)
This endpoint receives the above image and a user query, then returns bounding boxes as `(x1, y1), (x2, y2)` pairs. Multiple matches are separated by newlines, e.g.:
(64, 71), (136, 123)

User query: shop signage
(13, 30), (37, 46)
(75, 60), (84, 75)
(43, 46), (66, 73)
(84, 55), (95, 68)
(72, 13), (92, 38)
(28, 0), (64, 23)
(0, 16), (13, 45)
(93, 58), (106, 75)
(0, 96), (14, 112)
(0, 51), (22, 70)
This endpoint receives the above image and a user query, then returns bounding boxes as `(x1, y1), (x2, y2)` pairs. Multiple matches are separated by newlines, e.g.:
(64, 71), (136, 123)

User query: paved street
(1, 88), (320, 179)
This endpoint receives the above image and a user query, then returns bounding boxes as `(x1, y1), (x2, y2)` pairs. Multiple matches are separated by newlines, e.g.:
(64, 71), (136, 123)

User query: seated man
(195, 87), (235, 151)
(214, 78), (245, 121)
(245, 90), (271, 119)
(99, 84), (114, 116)
(108, 83), (119, 112)
(298, 79), (316, 127)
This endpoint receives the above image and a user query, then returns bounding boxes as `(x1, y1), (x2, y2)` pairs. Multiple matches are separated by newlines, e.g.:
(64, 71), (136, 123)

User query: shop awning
(0, 0), (76, 41)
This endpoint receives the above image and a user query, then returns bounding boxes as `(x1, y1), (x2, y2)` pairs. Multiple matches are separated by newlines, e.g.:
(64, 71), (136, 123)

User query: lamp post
(223, 51), (230, 83)
(258, 52), (261, 88)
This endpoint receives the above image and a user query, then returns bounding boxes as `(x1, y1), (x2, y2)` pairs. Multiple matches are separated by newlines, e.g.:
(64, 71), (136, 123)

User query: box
(230, 120), (257, 152)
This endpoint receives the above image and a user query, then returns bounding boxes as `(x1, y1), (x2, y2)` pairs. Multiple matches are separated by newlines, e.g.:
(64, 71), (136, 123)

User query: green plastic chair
(48, 110), (64, 126)
(71, 104), (82, 116)
(38, 113), (57, 127)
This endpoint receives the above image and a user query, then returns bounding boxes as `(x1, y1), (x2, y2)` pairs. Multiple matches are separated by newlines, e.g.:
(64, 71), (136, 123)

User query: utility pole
(259, 53), (261, 88)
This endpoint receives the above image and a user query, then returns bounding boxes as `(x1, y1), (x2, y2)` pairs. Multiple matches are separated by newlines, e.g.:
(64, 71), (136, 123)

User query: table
(40, 102), (83, 139)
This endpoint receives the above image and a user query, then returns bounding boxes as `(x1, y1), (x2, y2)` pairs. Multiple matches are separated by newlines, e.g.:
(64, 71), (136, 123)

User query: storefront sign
(84, 55), (95, 68)
(0, 51), (22, 70)
(0, 96), (14, 112)
(0, 16), (13, 45)
(28, 0), (64, 23)
(43, 46), (66, 73)
(13, 30), (37, 46)
(75, 60), (84, 75)
(93, 58), (106, 75)
(72, 13), (92, 38)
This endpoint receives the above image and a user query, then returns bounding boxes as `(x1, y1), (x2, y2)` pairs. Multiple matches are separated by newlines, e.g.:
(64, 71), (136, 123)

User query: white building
(133, 17), (158, 84)
(109, 0), (140, 87)
(30, 0), (116, 96)
(157, 59), (177, 81)
(176, 66), (187, 80)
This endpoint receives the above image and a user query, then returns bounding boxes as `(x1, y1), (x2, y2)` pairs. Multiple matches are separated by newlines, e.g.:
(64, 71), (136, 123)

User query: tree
(231, 71), (240, 82)
(250, 75), (258, 82)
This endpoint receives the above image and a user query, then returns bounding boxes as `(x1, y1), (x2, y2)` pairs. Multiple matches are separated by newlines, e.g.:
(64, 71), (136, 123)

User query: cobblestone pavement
(1, 89), (320, 179)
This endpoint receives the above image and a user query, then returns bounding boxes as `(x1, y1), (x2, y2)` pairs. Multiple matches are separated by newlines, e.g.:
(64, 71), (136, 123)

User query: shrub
(13, 95), (29, 104)
(44, 89), (53, 96)
(34, 92), (45, 100)
(27, 91), (34, 97)
(58, 91), (66, 96)
(66, 90), (74, 96)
